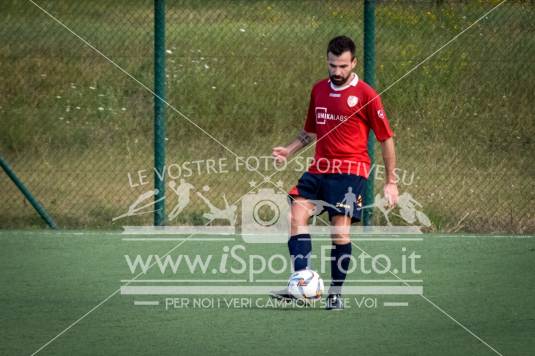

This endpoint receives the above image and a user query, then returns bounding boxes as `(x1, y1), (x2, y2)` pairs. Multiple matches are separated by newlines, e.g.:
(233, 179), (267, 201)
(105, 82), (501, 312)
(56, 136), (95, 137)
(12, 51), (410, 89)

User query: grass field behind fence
(0, 1), (533, 231)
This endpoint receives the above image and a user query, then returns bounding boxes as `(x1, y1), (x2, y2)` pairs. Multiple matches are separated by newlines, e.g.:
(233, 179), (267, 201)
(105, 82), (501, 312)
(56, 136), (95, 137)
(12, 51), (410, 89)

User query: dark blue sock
(330, 242), (352, 294)
(288, 234), (312, 271)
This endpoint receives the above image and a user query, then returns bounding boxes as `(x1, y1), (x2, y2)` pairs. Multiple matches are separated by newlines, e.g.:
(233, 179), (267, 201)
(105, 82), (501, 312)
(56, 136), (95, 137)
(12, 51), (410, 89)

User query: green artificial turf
(0, 231), (533, 355)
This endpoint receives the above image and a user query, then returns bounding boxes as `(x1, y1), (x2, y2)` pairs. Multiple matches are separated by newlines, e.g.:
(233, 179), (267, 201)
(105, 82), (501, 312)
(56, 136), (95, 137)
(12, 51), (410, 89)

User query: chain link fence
(1, 0), (533, 233)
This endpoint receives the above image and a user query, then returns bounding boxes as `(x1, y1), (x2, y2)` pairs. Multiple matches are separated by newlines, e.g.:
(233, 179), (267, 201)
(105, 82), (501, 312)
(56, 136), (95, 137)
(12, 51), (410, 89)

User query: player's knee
(290, 210), (309, 228)
(290, 207), (311, 232)
(331, 233), (351, 244)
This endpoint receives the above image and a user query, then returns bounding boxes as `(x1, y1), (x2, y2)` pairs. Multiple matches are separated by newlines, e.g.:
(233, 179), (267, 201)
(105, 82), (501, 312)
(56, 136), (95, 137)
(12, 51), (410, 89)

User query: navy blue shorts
(288, 172), (367, 223)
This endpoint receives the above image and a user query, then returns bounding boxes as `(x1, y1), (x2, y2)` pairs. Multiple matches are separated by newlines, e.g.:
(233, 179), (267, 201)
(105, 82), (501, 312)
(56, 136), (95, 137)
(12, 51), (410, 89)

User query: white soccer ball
(287, 269), (324, 301)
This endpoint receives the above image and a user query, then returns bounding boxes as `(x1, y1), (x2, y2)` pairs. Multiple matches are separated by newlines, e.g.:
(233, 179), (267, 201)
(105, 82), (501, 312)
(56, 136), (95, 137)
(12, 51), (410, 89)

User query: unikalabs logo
(315, 107), (348, 125)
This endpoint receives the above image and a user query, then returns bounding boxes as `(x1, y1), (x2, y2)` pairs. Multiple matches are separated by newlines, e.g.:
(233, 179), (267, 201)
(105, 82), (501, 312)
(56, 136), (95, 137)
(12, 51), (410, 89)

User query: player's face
(327, 51), (356, 86)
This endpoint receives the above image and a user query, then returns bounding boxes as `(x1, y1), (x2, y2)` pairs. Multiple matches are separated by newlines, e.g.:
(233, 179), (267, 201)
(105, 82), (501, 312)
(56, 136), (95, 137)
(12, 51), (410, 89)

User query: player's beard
(329, 72), (352, 86)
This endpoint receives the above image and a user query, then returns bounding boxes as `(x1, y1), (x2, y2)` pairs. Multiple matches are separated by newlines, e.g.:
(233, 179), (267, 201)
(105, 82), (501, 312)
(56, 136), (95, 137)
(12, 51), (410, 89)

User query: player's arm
(273, 88), (317, 164)
(272, 130), (316, 165)
(380, 137), (399, 207)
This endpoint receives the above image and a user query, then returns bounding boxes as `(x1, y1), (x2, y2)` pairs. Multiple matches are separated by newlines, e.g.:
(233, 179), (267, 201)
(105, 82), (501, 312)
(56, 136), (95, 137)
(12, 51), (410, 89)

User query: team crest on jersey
(377, 109), (385, 119)
(347, 95), (359, 108)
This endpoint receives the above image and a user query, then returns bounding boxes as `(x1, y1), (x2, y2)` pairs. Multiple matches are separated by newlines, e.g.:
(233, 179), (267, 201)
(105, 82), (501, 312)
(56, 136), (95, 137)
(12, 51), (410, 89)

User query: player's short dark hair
(327, 36), (356, 59)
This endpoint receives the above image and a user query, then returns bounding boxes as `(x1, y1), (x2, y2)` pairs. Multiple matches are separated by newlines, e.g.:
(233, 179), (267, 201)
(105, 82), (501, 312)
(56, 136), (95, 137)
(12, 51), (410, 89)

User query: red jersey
(303, 73), (394, 178)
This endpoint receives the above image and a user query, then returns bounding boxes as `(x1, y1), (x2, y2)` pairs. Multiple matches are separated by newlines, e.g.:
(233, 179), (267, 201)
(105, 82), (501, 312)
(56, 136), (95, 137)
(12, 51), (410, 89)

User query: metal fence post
(154, 0), (166, 226)
(363, 0), (376, 226)
(0, 156), (58, 229)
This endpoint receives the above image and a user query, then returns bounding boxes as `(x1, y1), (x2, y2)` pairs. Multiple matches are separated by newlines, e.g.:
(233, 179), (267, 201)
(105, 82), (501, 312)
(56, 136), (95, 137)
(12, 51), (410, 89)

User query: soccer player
(270, 36), (399, 310)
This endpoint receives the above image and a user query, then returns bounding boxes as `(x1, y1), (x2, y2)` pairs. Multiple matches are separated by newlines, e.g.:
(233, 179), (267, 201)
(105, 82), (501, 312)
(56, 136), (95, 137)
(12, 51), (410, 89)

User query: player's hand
(384, 182), (399, 208)
(272, 146), (289, 166)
